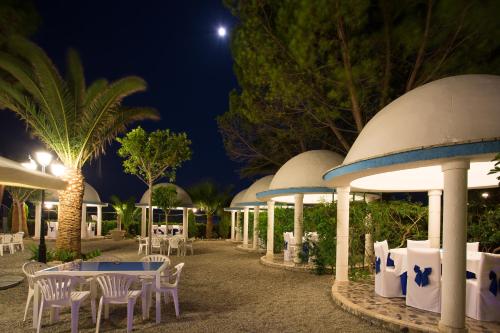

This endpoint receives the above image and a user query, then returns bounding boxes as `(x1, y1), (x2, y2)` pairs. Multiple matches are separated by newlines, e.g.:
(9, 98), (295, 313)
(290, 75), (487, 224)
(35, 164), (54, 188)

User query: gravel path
(0, 239), (388, 332)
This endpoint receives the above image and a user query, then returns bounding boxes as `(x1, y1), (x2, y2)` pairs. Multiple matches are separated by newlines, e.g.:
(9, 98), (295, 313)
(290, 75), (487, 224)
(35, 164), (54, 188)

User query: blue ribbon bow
(400, 272), (407, 296)
(375, 256), (381, 274)
(489, 271), (498, 296)
(386, 253), (395, 267)
(284, 241), (288, 250)
(414, 265), (432, 287)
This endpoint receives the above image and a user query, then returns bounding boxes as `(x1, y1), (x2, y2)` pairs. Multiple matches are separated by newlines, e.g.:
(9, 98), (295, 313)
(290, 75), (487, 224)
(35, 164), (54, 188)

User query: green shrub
(28, 244), (102, 262)
(195, 223), (206, 238)
(188, 211), (197, 238)
(218, 213), (231, 239)
(101, 220), (117, 236)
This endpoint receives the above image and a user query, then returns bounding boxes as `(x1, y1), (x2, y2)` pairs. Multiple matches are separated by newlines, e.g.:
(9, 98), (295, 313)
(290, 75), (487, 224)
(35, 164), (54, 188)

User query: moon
(217, 26), (227, 37)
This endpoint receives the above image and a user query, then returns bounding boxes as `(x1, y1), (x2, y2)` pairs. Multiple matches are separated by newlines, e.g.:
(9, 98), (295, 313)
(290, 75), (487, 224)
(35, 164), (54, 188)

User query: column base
(266, 253), (275, 261)
(438, 321), (467, 333)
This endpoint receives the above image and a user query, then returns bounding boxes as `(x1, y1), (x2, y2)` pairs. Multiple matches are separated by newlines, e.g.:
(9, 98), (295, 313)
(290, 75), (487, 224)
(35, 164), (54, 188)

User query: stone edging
(235, 245), (266, 253)
(259, 255), (313, 272)
(330, 282), (438, 333)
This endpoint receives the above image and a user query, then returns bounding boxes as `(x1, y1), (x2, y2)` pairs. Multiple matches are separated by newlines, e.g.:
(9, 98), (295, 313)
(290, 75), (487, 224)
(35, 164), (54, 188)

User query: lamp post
(22, 152), (65, 263)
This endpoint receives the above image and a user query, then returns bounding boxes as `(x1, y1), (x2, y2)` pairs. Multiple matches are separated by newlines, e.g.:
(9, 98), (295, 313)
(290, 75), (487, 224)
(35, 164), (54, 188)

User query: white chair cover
(283, 232), (294, 262)
(466, 242), (480, 252)
(466, 253), (500, 322)
(406, 248), (441, 313)
(374, 242), (402, 298)
(407, 239), (431, 249)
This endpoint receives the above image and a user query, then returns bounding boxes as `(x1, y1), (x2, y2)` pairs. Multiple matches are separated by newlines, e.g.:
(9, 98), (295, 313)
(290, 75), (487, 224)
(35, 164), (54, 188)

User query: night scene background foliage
(0, 0), (500, 202)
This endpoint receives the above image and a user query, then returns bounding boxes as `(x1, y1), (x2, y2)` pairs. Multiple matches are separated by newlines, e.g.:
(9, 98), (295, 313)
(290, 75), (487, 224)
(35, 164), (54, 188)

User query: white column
(428, 189), (442, 248)
(97, 205), (102, 236)
(266, 201), (275, 260)
(243, 207), (249, 248)
(34, 202), (42, 238)
(293, 194), (304, 264)
(252, 206), (260, 250)
(335, 186), (351, 282)
(235, 211), (241, 242)
(182, 208), (188, 240)
(141, 207), (147, 237)
(439, 160), (469, 333)
(364, 233), (373, 267)
(230, 211), (236, 241)
(80, 204), (87, 239)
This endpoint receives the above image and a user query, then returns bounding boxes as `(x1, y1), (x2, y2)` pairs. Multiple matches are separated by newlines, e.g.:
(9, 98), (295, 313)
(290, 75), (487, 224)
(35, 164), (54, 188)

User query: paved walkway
(0, 239), (388, 332)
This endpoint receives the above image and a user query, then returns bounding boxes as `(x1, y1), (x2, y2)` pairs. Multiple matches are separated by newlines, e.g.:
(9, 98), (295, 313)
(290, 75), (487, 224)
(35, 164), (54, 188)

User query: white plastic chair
(168, 236), (184, 256)
(151, 236), (164, 254)
(406, 248), (441, 313)
(35, 274), (90, 333)
(22, 261), (48, 321)
(183, 238), (195, 255)
(95, 274), (144, 333)
(12, 232), (24, 252)
(152, 263), (185, 318)
(137, 236), (148, 254)
(0, 234), (15, 255)
(374, 241), (403, 298)
(465, 253), (500, 322)
(407, 239), (431, 249)
(467, 242), (480, 252)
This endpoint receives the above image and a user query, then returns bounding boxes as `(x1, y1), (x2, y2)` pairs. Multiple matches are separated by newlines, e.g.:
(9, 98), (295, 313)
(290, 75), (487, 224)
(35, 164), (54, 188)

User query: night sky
(0, 0), (253, 202)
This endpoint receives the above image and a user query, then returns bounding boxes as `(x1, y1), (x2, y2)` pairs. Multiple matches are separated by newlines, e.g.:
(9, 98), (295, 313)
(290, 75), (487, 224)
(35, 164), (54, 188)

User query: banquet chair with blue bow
(406, 248), (441, 312)
(465, 253), (500, 322)
(407, 239), (431, 249)
(374, 241), (403, 298)
(466, 242), (480, 252)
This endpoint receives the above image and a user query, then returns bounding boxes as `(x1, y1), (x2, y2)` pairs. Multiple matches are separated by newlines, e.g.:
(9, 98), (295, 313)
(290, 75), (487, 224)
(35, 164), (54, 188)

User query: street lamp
(22, 151), (65, 263)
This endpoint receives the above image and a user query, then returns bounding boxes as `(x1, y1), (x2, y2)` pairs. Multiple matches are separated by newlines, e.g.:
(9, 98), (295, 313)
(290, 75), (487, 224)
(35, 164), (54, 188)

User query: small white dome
(344, 75), (500, 165)
(238, 175), (274, 206)
(44, 182), (103, 204)
(139, 183), (192, 207)
(270, 150), (343, 190)
(230, 189), (247, 207)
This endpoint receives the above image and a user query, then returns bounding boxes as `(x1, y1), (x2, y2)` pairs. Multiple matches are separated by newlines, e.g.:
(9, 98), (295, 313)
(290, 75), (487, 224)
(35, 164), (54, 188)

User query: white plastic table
(388, 248), (481, 276)
(33, 261), (169, 328)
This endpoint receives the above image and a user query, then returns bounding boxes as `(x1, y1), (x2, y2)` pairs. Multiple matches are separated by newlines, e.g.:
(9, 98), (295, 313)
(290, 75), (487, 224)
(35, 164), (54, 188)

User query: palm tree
(110, 195), (140, 233)
(188, 181), (231, 238)
(0, 36), (158, 253)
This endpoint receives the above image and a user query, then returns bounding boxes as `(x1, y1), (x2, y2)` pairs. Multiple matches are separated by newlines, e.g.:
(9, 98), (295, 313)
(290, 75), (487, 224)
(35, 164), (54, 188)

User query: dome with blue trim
(324, 75), (500, 191)
(237, 175), (274, 207)
(225, 189), (247, 211)
(138, 183), (192, 207)
(257, 150), (344, 204)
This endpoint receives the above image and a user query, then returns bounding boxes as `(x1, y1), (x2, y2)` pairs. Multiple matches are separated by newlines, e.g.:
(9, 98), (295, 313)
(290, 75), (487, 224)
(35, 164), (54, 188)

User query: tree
(220, 0), (500, 176)
(0, 36), (158, 254)
(188, 181), (232, 238)
(110, 195), (140, 233)
(488, 153), (500, 184)
(117, 126), (191, 251)
(152, 185), (181, 223)
(6, 186), (36, 235)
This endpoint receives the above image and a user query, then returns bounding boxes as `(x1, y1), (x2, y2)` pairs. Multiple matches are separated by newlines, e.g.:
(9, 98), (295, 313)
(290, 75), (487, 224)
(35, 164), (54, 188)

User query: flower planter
(110, 229), (126, 241)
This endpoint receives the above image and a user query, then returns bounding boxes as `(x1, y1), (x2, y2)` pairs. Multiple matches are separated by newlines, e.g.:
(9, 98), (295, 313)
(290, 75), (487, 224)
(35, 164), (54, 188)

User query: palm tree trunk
(56, 169), (84, 254)
(206, 214), (213, 239)
(11, 200), (20, 232)
(20, 202), (29, 236)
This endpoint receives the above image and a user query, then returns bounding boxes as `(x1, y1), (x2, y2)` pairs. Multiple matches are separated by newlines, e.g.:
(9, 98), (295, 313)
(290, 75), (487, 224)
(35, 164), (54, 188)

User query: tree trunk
(148, 181), (153, 254)
(206, 214), (213, 239)
(56, 169), (84, 254)
(11, 201), (20, 232)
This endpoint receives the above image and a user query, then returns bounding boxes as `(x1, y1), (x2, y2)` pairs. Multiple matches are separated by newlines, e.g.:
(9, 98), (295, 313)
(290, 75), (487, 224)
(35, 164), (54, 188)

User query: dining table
(388, 247), (481, 277)
(33, 260), (169, 328)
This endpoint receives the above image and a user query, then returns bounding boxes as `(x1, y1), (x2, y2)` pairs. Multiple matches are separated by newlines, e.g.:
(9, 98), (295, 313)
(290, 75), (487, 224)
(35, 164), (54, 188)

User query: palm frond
(81, 106), (159, 164)
(7, 36), (74, 161)
(66, 48), (85, 136)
